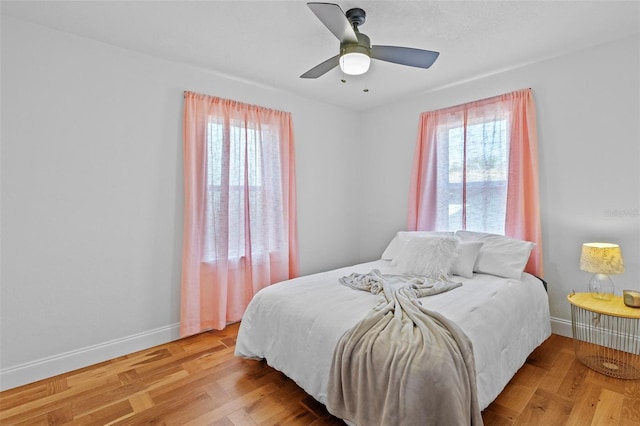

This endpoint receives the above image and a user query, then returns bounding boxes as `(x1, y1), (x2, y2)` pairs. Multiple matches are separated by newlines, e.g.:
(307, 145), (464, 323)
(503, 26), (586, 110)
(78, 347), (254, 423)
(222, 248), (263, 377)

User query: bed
(235, 231), (551, 425)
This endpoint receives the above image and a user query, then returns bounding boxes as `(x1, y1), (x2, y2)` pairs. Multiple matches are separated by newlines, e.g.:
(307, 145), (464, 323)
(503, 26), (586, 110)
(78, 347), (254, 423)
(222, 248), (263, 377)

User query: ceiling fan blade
(307, 2), (358, 43)
(371, 45), (440, 69)
(300, 54), (340, 78)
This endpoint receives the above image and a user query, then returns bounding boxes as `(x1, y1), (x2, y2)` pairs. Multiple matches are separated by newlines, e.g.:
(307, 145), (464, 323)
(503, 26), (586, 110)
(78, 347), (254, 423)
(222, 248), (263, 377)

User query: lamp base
(589, 273), (615, 301)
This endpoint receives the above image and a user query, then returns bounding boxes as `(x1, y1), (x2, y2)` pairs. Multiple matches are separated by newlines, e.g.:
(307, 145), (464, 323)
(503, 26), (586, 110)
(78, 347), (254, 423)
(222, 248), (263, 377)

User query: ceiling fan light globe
(339, 52), (370, 75)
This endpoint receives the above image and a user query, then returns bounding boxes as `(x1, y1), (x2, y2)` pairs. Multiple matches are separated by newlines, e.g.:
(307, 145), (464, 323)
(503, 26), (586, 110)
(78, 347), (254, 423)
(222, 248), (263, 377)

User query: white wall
(358, 35), (640, 334)
(0, 16), (362, 389)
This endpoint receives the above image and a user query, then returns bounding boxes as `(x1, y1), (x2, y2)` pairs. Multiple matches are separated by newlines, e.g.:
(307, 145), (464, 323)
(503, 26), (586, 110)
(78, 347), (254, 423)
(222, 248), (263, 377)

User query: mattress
(235, 259), (551, 412)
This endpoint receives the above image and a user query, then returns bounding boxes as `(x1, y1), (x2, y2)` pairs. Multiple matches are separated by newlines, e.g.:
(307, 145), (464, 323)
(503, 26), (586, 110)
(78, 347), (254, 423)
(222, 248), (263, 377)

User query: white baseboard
(550, 316), (573, 338)
(0, 323), (181, 391)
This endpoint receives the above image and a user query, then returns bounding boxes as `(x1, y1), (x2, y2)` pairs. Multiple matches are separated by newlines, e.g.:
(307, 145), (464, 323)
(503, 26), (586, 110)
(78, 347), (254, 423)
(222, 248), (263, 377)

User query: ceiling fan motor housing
(340, 32), (371, 57)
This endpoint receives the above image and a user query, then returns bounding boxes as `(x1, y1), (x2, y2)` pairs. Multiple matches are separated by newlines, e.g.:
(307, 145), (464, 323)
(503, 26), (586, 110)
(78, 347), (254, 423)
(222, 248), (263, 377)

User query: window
(204, 119), (285, 261)
(436, 116), (509, 233)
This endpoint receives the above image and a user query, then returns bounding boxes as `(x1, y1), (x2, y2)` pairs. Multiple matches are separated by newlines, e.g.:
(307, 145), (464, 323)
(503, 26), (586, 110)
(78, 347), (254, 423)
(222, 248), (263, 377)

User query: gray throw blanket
(327, 270), (483, 426)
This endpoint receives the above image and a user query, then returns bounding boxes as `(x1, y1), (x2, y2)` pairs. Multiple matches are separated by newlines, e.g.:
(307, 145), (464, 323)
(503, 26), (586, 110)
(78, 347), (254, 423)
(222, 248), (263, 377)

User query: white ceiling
(2, 0), (639, 111)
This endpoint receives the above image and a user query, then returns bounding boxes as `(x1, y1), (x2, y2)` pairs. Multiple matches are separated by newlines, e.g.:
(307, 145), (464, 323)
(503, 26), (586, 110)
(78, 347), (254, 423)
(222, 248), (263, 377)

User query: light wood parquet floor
(2, 323), (640, 425)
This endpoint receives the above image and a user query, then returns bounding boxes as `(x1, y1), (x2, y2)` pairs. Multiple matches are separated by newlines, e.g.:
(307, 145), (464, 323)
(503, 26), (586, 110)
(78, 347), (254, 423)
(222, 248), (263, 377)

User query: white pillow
(451, 241), (484, 278)
(455, 231), (535, 279)
(381, 231), (455, 260)
(381, 234), (401, 260)
(455, 231), (500, 242)
(392, 236), (459, 278)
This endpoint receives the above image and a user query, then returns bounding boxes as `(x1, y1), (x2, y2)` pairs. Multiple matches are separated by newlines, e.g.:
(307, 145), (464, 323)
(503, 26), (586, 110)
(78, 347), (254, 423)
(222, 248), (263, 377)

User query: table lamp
(580, 242), (624, 301)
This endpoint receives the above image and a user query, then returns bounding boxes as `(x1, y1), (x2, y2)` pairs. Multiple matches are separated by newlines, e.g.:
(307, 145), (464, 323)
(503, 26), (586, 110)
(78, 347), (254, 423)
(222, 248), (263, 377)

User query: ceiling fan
(301, 2), (440, 79)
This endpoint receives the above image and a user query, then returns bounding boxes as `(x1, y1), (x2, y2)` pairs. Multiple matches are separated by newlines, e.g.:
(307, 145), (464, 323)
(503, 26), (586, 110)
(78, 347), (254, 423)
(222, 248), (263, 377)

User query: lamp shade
(579, 242), (625, 274)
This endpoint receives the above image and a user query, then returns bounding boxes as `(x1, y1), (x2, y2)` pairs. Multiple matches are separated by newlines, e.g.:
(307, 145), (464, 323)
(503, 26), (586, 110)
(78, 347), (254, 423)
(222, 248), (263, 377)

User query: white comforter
(235, 259), (551, 411)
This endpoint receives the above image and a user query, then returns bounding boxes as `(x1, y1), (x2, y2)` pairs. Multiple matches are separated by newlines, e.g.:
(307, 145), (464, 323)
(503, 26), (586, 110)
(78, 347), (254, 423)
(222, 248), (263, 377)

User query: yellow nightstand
(567, 292), (640, 379)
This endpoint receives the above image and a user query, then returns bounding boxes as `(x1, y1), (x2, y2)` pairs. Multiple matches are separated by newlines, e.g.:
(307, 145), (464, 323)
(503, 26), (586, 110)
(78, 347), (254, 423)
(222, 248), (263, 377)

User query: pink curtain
(408, 88), (542, 276)
(180, 91), (299, 336)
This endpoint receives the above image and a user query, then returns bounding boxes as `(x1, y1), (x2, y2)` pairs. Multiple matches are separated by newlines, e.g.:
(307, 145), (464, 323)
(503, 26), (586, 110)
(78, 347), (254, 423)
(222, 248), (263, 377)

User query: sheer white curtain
(431, 104), (509, 234)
